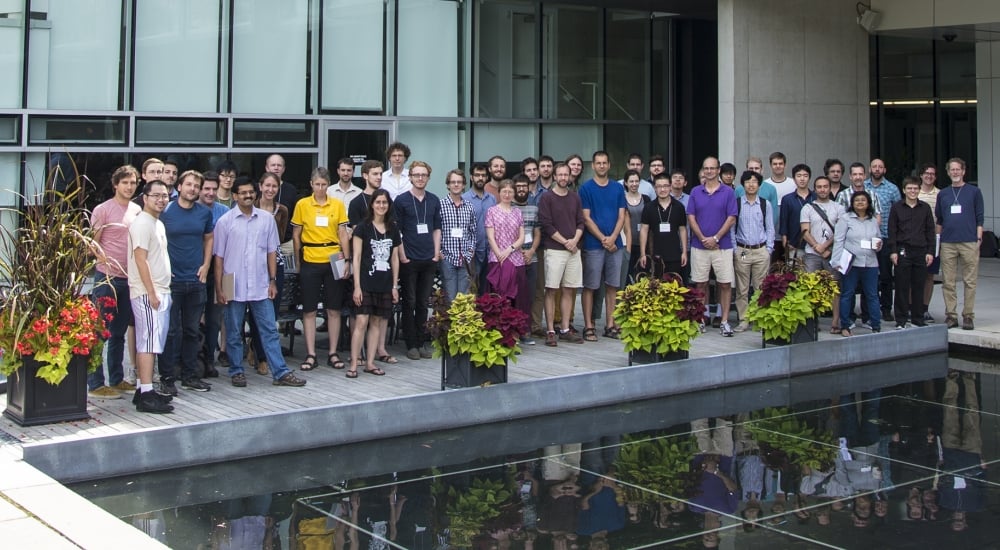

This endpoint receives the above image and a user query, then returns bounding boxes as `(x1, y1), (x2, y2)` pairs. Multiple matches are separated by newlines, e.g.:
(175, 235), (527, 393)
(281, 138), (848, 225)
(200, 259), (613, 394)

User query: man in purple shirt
(687, 157), (739, 336)
(214, 178), (307, 389)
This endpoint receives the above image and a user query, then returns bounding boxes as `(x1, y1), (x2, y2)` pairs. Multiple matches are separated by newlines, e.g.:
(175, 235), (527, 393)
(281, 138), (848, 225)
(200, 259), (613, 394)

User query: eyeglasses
(411, 173), (429, 179)
(447, 180), (465, 185)
(146, 193), (170, 200)
(236, 191), (257, 197)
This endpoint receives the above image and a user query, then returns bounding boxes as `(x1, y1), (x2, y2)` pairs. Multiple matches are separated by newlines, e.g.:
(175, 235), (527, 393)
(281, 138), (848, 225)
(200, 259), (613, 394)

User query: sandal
(300, 354), (318, 371)
(841, 328), (852, 337)
(375, 355), (399, 365)
(603, 326), (620, 339)
(583, 328), (599, 342)
(830, 326), (841, 335)
(327, 353), (346, 369)
(346, 369), (358, 378)
(363, 367), (386, 376)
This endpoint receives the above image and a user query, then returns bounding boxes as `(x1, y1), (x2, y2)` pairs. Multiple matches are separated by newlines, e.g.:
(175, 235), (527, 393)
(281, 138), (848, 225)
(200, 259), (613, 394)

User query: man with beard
(538, 155), (555, 191)
(348, 160), (387, 227)
(462, 163), (496, 295)
(865, 158), (902, 321)
(823, 159), (846, 199)
(513, 174), (542, 345)
(486, 155), (506, 199)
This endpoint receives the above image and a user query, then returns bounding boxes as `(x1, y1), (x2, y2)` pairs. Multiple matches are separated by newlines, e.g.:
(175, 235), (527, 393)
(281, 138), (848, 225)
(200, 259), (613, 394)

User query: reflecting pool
(70, 352), (1000, 548)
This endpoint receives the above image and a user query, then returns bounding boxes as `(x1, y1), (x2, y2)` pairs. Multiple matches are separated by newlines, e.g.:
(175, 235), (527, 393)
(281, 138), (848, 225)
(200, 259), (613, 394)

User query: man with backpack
(732, 171), (774, 333)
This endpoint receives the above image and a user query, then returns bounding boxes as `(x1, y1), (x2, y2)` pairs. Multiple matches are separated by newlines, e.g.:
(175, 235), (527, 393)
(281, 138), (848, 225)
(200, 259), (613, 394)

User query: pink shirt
(485, 205), (524, 266)
(92, 198), (141, 278)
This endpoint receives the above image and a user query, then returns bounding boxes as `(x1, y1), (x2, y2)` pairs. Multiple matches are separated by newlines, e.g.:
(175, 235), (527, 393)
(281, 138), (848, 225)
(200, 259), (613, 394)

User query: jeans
(893, 247), (928, 324)
(840, 266), (881, 330)
(839, 389), (881, 447)
(224, 299), (291, 381)
(88, 276), (132, 390)
(876, 245), (893, 312)
(249, 263), (285, 361)
(439, 260), (470, 303)
(203, 273), (223, 362)
(401, 259), (438, 349)
(162, 280), (207, 383)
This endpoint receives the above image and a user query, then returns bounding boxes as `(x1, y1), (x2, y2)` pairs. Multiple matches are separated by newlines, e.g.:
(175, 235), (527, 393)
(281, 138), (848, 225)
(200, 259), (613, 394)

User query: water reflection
(70, 352), (1000, 548)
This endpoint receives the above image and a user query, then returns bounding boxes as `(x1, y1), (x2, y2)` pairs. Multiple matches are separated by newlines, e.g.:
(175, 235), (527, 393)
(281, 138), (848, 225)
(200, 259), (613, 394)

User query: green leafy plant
(613, 433), (696, 504)
(613, 274), (703, 354)
(426, 291), (527, 368)
(745, 263), (839, 341)
(745, 407), (837, 471)
(443, 477), (513, 548)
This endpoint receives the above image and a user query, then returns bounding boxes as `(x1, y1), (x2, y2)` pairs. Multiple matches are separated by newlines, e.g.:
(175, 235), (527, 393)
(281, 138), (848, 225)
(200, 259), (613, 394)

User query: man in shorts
(800, 176), (846, 331)
(127, 181), (174, 414)
(579, 151), (627, 341)
(538, 163), (585, 346)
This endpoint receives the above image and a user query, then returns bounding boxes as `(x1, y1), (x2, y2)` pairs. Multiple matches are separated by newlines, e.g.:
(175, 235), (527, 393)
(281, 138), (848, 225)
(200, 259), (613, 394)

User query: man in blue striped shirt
(732, 171), (774, 333)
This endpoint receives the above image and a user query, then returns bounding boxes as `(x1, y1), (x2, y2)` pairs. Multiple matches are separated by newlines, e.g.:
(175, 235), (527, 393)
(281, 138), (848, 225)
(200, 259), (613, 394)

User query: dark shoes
(231, 373), (247, 387)
(182, 378), (212, 392)
(945, 317), (959, 329)
(962, 316), (975, 330)
(136, 389), (174, 414)
(559, 329), (583, 344)
(158, 380), (178, 397)
(273, 373), (307, 387)
(881, 309), (894, 322)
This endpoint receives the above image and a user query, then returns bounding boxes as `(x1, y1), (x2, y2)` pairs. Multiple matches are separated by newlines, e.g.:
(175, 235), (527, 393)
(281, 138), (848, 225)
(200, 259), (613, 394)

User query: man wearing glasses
(917, 163), (940, 323)
(215, 160), (238, 208)
(439, 169), (477, 302)
(396, 161), (442, 360)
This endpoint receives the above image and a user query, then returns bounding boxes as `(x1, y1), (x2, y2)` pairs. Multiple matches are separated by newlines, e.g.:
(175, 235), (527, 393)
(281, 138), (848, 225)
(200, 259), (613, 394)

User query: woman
(485, 180), (526, 311)
(566, 154), (584, 190)
(832, 191), (882, 336)
(247, 172), (289, 376)
(349, 189), (400, 378)
(622, 169), (649, 284)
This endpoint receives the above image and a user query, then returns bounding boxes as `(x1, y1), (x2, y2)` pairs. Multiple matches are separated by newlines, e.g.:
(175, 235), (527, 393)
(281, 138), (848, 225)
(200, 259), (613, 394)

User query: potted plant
(0, 168), (109, 426)
(614, 433), (696, 527)
(433, 475), (514, 548)
(744, 263), (839, 347)
(427, 291), (529, 389)
(613, 273), (704, 365)
(745, 407), (837, 471)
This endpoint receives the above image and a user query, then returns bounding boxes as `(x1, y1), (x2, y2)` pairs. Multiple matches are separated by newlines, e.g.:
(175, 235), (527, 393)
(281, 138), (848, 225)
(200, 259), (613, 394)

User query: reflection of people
(575, 475), (626, 538)
(689, 418), (737, 548)
(938, 371), (986, 532)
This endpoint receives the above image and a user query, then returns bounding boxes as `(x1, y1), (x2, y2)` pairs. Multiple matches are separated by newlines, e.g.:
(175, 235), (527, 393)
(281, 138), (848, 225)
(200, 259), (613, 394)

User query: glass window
(28, 116), (127, 145)
(0, 10), (24, 107)
(397, 122), (459, 194)
(135, 118), (225, 146)
(0, 116), (18, 144)
(477, 1), (537, 118)
(0, 153), (21, 207)
(542, 5), (600, 119)
(876, 36), (933, 100)
(606, 10), (650, 121)
(541, 124), (600, 180)
(936, 40), (975, 100)
(878, 106), (935, 184)
(232, 1), (308, 114)
(234, 120), (316, 147)
(397, 0), (459, 116)
(939, 106), (977, 182)
(134, 0), (220, 112)
(472, 123), (537, 163)
(321, 0), (384, 112)
(604, 125), (651, 178)
(28, 1), (121, 110)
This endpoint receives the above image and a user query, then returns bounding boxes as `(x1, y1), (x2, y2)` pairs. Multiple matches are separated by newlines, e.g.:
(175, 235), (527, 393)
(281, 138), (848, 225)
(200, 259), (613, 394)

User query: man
(865, 158), (902, 320)
(935, 158), (984, 330)
(127, 181), (174, 414)
(766, 152), (795, 204)
(823, 158), (846, 199)
(199, 172), (230, 222)
(162, 159), (179, 197)
(737, 157), (779, 224)
(141, 158), (164, 187)
(719, 163), (737, 190)
(669, 169), (690, 208)
(198, 171), (228, 378)
(486, 155), (506, 199)
(732, 171), (774, 333)
(439, 169), (477, 302)
(214, 178), (307, 388)
(513, 173), (542, 345)
(88, 165), (141, 400)
(888, 176), (935, 329)
(620, 153), (655, 199)
(462, 163), (496, 295)
(538, 163), (585, 347)
(918, 163), (940, 322)
(396, 161), (442, 360)
(383, 142), (412, 199)
(745, 156), (764, 175)
(331, 157), (362, 210)
(778, 164), (816, 262)
(638, 172), (688, 276)
(348, 160), (386, 227)
(159, 170), (215, 395)
(579, 151), (627, 341)
(215, 160), (238, 208)
(800, 176), (846, 332)
(686, 157), (738, 336)
(521, 156), (544, 205)
(523, 157), (547, 334)
(291, 167), (351, 371)
(538, 155), (555, 191)
(265, 154), (300, 262)
(837, 163), (883, 219)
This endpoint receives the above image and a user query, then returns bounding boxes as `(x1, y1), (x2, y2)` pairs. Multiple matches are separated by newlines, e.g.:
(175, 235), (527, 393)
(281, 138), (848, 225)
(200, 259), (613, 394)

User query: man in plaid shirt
(440, 168), (478, 302)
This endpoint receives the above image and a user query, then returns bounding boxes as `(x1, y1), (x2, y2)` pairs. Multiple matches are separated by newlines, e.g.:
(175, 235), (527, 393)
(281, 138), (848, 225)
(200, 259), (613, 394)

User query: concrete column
(976, 41), (998, 232)
(717, 0), (870, 172)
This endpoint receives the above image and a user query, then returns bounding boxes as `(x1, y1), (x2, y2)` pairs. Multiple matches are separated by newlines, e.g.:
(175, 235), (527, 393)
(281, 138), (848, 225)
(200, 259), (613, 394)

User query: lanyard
(411, 193), (427, 225)
(951, 186), (963, 206)
(656, 200), (673, 224)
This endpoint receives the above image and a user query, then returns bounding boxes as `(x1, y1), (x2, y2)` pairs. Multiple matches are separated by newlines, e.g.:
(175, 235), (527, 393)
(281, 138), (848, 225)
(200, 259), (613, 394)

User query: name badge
(416, 223), (429, 235)
(951, 204), (962, 214)
(860, 239), (872, 250)
(659, 223), (671, 233)
(524, 232), (533, 244)
(315, 216), (329, 227)
(450, 227), (463, 238)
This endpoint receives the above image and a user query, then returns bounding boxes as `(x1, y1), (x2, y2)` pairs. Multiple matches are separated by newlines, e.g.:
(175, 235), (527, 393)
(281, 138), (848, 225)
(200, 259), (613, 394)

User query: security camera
(943, 33), (957, 42)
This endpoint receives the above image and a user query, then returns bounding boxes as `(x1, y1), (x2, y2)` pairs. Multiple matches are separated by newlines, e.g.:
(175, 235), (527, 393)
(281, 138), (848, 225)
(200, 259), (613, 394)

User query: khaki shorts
(690, 247), (735, 284)
(544, 249), (583, 289)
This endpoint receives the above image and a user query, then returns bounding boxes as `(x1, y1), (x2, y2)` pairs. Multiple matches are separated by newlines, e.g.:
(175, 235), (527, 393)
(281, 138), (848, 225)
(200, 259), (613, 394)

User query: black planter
(442, 353), (508, 389)
(628, 349), (690, 366)
(762, 316), (819, 348)
(4, 354), (90, 426)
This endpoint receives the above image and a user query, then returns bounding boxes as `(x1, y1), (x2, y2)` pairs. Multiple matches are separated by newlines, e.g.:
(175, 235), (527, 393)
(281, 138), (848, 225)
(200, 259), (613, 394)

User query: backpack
(980, 230), (999, 258)
(736, 197), (767, 230)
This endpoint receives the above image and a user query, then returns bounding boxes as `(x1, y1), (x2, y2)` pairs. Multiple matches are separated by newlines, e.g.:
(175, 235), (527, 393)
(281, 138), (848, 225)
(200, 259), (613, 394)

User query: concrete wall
(718, 0), (870, 172)
(977, 41), (999, 233)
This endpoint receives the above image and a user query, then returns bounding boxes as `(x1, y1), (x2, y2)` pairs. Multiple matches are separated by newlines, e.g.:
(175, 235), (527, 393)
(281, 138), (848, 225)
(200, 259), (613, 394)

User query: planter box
(762, 317), (819, 348)
(4, 355), (90, 426)
(442, 353), (508, 390)
(628, 349), (690, 366)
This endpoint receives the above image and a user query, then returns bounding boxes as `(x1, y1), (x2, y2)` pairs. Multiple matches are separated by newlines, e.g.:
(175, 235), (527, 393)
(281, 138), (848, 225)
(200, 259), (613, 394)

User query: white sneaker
(734, 322), (750, 333)
(721, 322), (734, 337)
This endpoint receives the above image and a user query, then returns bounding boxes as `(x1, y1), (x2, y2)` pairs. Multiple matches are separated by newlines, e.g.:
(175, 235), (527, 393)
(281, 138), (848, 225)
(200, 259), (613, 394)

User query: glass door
(321, 121), (393, 186)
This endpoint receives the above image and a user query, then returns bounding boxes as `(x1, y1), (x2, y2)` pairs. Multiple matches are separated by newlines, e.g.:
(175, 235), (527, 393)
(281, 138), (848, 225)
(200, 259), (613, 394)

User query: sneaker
(273, 373), (307, 387)
(882, 309), (895, 322)
(545, 331), (558, 347)
(962, 316), (975, 330)
(847, 320), (857, 330)
(720, 322), (734, 337)
(231, 373), (247, 387)
(157, 380), (178, 397)
(711, 316), (722, 329)
(860, 320), (873, 331)
(181, 378), (212, 392)
(871, 328), (881, 333)
(132, 388), (172, 405)
(734, 322), (750, 333)
(406, 348), (421, 360)
(520, 336), (536, 345)
(923, 312), (935, 323)
(559, 329), (583, 344)
(88, 386), (121, 400)
(945, 317), (959, 329)
(912, 319), (927, 327)
(698, 322), (706, 334)
(895, 323), (906, 330)
(420, 344), (434, 359)
(203, 362), (220, 378)
(112, 381), (136, 392)
(136, 389), (174, 414)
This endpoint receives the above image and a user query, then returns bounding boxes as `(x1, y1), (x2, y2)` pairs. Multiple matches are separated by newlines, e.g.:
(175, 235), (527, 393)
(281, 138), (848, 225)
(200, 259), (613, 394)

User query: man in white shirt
(382, 142), (412, 199)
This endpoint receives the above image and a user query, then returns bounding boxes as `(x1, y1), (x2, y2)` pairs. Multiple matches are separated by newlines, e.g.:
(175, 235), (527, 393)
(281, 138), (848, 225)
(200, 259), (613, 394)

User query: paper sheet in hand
(837, 250), (854, 275)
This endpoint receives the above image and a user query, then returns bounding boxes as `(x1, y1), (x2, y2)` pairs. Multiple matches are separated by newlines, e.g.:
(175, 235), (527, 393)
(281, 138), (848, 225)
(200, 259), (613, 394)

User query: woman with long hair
(833, 190), (882, 336)
(349, 189), (400, 377)
(485, 180), (527, 311)
(247, 171), (289, 376)
(566, 154), (584, 190)
(623, 169), (649, 284)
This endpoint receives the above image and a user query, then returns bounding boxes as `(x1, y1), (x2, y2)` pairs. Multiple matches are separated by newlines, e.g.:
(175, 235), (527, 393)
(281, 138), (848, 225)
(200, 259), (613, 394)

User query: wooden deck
(0, 315), (841, 447)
